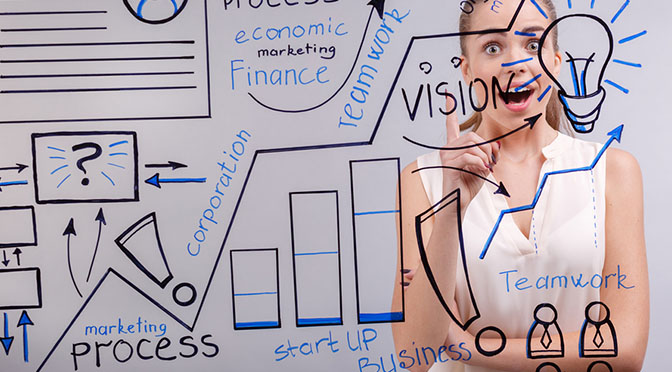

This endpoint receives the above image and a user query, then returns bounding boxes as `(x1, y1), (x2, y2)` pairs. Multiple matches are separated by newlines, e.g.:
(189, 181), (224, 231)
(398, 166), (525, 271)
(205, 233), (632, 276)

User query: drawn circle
(81, 178), (90, 186)
(535, 362), (561, 372)
(172, 282), (196, 306)
(475, 326), (506, 357)
(585, 301), (610, 325)
(587, 361), (613, 372)
(459, 1), (474, 14)
(123, 0), (189, 25)
(419, 61), (433, 75)
(533, 303), (558, 325)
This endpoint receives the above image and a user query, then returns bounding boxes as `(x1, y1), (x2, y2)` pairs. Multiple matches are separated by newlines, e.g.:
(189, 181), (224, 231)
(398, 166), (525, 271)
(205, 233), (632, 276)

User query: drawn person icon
(123, 0), (187, 24)
(527, 303), (564, 359)
(580, 302), (618, 357)
(536, 362), (561, 372)
(586, 361), (613, 372)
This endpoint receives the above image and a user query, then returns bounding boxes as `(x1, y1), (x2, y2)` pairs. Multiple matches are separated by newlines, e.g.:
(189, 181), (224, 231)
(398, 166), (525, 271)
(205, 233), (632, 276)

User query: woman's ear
(460, 55), (471, 82)
(551, 50), (562, 76)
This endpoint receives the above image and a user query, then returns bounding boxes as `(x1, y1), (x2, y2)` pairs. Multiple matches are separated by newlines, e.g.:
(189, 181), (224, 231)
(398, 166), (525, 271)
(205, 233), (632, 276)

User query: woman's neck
(475, 113), (558, 163)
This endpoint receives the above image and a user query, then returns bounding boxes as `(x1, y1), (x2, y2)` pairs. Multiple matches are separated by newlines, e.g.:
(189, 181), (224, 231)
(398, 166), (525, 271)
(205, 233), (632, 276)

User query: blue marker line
(294, 251), (338, 257)
(3, 313), (7, 338)
(502, 57), (533, 67)
(0, 180), (28, 187)
(514, 74), (541, 92)
(619, 30), (647, 44)
(47, 146), (65, 152)
(591, 0), (596, 9)
(479, 125), (623, 259)
(57, 174), (71, 188)
(109, 140), (128, 148)
(537, 85), (552, 102)
(354, 210), (400, 216)
(359, 312), (404, 322)
(580, 70), (586, 96)
(569, 62), (580, 95)
(100, 171), (115, 186)
(611, 0), (630, 24)
(515, 31), (537, 37)
(162, 177), (206, 183)
(234, 292), (277, 297)
(567, 0), (572, 9)
(236, 321), (279, 328)
(109, 152), (128, 156)
(604, 80), (629, 94)
(136, 0), (147, 18)
(297, 318), (341, 326)
(107, 163), (126, 169)
(529, 0), (548, 19)
(50, 164), (68, 175)
(613, 59), (642, 68)
(49, 156), (66, 160)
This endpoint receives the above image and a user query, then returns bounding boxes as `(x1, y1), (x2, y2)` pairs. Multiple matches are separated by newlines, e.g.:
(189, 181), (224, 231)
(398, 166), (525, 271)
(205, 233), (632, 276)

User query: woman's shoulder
(605, 147), (642, 195)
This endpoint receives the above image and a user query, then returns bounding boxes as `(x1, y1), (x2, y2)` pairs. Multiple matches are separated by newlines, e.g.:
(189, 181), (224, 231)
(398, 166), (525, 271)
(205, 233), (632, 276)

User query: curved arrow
(412, 166), (510, 197)
(86, 209), (106, 282)
(479, 124), (624, 259)
(63, 218), (83, 298)
(403, 113), (542, 150)
(247, 5), (378, 114)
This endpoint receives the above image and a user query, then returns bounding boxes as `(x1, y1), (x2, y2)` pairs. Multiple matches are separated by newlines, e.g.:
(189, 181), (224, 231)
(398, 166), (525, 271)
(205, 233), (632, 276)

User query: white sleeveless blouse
(416, 133), (606, 372)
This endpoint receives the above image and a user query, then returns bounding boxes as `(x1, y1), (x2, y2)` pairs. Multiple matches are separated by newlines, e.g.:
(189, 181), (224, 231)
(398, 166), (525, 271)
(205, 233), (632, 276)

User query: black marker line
(0, 11), (107, 16)
(1, 27), (107, 32)
(0, 40), (195, 48)
(1, 56), (194, 63)
(412, 166), (510, 197)
(63, 219), (82, 298)
(86, 209), (106, 283)
(1, 71), (195, 79)
(1, 86), (197, 94)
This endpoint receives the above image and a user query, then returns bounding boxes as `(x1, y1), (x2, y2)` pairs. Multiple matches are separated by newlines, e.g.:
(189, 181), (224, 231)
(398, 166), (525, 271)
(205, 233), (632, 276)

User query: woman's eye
(527, 40), (540, 52)
(485, 44), (501, 55)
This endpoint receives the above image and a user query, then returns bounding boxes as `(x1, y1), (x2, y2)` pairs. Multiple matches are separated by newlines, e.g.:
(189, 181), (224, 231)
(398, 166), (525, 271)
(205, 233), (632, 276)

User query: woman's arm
(447, 148), (649, 371)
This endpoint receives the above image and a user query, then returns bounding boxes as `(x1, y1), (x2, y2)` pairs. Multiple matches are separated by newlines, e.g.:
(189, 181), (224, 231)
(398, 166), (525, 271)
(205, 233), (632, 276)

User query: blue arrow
(0, 313), (14, 355)
(479, 125), (624, 259)
(144, 173), (206, 189)
(16, 311), (33, 363)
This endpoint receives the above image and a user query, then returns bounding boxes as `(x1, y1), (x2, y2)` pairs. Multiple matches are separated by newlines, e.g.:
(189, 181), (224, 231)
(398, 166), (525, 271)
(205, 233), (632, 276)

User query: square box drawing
(32, 131), (138, 204)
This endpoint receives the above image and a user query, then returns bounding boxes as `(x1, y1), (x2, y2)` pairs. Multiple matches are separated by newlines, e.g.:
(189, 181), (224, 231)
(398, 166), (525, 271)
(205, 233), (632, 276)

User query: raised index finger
(445, 94), (460, 142)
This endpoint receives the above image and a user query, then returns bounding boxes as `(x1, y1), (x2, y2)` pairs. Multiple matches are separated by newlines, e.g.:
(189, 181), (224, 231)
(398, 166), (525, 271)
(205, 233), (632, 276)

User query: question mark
(72, 142), (102, 186)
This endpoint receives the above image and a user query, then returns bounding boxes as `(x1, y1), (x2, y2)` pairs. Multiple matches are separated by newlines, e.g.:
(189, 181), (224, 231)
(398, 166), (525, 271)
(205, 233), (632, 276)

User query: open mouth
(499, 86), (534, 110)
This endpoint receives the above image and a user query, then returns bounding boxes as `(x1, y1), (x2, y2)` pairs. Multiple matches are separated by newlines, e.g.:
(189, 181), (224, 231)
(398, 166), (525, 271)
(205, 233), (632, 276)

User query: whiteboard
(0, 0), (667, 371)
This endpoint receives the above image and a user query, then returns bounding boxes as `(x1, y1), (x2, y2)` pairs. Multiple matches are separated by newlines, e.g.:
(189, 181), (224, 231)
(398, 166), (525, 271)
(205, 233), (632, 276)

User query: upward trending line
(479, 125), (624, 259)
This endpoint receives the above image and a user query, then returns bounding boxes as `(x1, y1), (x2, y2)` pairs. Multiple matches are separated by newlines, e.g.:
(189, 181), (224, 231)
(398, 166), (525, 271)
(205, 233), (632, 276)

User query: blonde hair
(458, 0), (568, 133)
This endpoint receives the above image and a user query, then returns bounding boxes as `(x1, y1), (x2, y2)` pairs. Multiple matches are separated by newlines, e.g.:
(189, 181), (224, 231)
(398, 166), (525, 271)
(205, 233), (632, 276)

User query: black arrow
(12, 248), (21, 266)
(63, 218), (82, 298)
(368, 0), (385, 19)
(1, 251), (8, 267)
(144, 161), (188, 170)
(86, 209), (106, 283)
(412, 166), (510, 197)
(403, 113), (543, 151)
(0, 163), (28, 174)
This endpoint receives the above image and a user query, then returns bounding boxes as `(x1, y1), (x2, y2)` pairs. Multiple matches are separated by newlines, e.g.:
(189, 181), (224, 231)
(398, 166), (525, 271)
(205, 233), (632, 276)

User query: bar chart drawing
(230, 249), (281, 330)
(289, 191), (343, 327)
(349, 158), (404, 324)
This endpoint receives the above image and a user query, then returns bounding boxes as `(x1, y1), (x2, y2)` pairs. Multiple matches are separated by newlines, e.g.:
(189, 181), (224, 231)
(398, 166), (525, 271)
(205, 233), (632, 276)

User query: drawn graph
(349, 158), (404, 323)
(230, 249), (280, 330)
(289, 191), (343, 327)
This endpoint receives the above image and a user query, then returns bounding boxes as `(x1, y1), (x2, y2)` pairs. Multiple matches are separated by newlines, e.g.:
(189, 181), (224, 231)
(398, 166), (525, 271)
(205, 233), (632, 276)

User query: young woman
(392, 1), (649, 371)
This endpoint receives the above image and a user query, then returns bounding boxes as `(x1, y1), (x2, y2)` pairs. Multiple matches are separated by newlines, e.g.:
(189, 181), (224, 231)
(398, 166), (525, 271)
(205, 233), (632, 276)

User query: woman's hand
(439, 101), (500, 211)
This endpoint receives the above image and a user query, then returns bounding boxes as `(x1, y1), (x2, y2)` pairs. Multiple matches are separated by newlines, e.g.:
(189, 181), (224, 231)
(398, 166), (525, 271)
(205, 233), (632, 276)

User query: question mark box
(31, 131), (138, 204)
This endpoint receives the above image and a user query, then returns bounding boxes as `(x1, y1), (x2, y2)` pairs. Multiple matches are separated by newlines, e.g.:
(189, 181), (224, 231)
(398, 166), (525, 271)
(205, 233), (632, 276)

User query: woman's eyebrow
(518, 25), (546, 35)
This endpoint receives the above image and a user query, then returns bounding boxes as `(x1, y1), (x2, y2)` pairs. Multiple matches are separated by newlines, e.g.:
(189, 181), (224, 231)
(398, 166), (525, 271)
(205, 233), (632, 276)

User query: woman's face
(461, 1), (562, 128)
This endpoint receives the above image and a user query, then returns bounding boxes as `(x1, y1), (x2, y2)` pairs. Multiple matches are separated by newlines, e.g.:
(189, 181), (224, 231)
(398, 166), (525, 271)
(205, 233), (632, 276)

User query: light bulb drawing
(538, 14), (614, 134)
